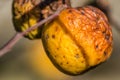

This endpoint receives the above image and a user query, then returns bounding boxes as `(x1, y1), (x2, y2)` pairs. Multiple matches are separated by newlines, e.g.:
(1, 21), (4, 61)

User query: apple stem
(0, 5), (67, 57)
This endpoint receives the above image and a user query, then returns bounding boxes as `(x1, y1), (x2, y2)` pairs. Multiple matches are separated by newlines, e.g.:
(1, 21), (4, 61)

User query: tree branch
(0, 5), (67, 57)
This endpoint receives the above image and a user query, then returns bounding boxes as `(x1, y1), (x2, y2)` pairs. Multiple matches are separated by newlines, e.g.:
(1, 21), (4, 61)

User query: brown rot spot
(97, 58), (101, 61)
(54, 55), (57, 58)
(68, 9), (72, 13)
(75, 53), (80, 58)
(96, 16), (100, 21)
(66, 62), (69, 64)
(81, 11), (85, 15)
(102, 31), (106, 34)
(63, 56), (66, 58)
(104, 52), (107, 56)
(105, 34), (110, 40)
(81, 60), (84, 63)
(52, 34), (55, 39)
(96, 45), (99, 49)
(57, 48), (59, 50)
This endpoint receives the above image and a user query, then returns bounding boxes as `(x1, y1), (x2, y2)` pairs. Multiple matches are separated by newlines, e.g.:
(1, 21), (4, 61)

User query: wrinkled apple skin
(42, 6), (113, 75)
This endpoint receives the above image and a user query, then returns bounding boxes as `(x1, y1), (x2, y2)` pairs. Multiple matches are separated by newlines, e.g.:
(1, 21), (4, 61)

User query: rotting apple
(42, 6), (113, 75)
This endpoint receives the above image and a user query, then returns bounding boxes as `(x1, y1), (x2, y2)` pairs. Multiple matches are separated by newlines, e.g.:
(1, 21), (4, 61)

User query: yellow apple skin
(42, 6), (113, 75)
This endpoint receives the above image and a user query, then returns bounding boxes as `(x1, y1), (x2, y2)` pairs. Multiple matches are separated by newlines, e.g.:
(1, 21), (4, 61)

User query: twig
(0, 5), (67, 57)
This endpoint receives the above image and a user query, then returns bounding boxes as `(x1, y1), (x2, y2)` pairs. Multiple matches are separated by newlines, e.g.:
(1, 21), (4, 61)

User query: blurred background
(0, 0), (120, 80)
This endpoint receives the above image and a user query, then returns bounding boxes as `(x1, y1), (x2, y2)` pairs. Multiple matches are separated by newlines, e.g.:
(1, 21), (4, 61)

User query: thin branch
(0, 33), (22, 57)
(0, 5), (67, 57)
